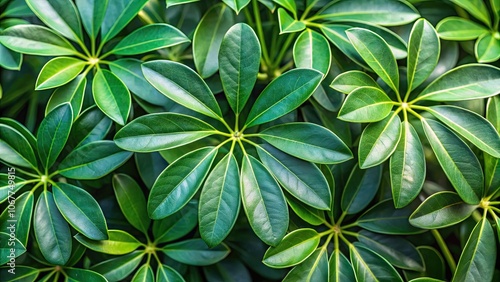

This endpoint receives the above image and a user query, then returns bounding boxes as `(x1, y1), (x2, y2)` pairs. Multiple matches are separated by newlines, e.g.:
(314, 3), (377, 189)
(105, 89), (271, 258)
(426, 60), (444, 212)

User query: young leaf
(142, 60), (223, 119)
(113, 174), (150, 234)
(390, 121), (426, 208)
(192, 4), (234, 78)
(114, 113), (216, 152)
(199, 153), (240, 248)
(422, 119), (484, 204)
(282, 249), (328, 282)
(258, 122), (352, 164)
(277, 8), (305, 34)
(46, 74), (86, 121)
(0, 123), (38, 169)
(100, 0), (149, 44)
(329, 250), (356, 282)
(330, 70), (381, 94)
(341, 164), (382, 214)
(92, 69), (131, 126)
(148, 147), (217, 219)
(452, 217), (496, 282)
(0, 24), (77, 56)
(350, 243), (403, 282)
(75, 230), (140, 255)
(36, 103), (73, 170)
(163, 239), (230, 266)
(475, 33), (500, 63)
(293, 29), (331, 76)
(346, 28), (399, 94)
(409, 191), (477, 229)
(359, 113), (402, 169)
(338, 86), (393, 122)
(263, 228), (320, 268)
(219, 23), (260, 114)
(407, 19), (440, 91)
(34, 191), (72, 265)
(110, 24), (189, 55)
(36, 57), (85, 90)
(274, 0), (297, 16)
(436, 17), (489, 40)
(58, 140), (133, 180)
(222, 0), (250, 14)
(245, 69), (323, 128)
(26, 0), (83, 42)
(75, 0), (108, 40)
(240, 155), (288, 246)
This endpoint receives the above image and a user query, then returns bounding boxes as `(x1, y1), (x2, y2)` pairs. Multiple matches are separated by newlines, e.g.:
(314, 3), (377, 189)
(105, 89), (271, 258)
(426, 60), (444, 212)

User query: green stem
(322, 232), (334, 250)
(488, 201), (500, 205)
(336, 211), (348, 226)
(407, 107), (424, 120)
(490, 206), (500, 213)
(13, 167), (41, 178)
(252, 0), (272, 66)
(30, 182), (44, 193)
(342, 230), (358, 238)
(301, 0), (320, 21)
(431, 229), (457, 273)
(218, 118), (234, 134)
(272, 33), (296, 70)
(318, 229), (334, 237)
(341, 222), (358, 230)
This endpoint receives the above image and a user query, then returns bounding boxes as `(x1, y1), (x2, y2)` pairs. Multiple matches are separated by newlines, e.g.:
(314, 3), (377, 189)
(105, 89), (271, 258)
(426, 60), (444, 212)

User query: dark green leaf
(263, 228), (320, 268)
(286, 194), (326, 226)
(485, 96), (500, 195)
(75, 230), (141, 255)
(282, 248), (328, 282)
(65, 268), (107, 282)
(156, 264), (185, 282)
(329, 250), (356, 282)
(0, 191), (33, 246)
(350, 243), (403, 282)
(338, 87), (393, 123)
(113, 174), (150, 234)
(163, 239), (230, 266)
(0, 43), (22, 70)
(66, 106), (112, 150)
(91, 251), (144, 281)
(92, 69), (131, 126)
(0, 123), (38, 169)
(0, 232), (25, 265)
(321, 24), (367, 68)
(0, 266), (39, 281)
(100, 0), (149, 43)
(75, 0), (108, 40)
(341, 165), (382, 214)
(0, 173), (25, 204)
(153, 200), (198, 244)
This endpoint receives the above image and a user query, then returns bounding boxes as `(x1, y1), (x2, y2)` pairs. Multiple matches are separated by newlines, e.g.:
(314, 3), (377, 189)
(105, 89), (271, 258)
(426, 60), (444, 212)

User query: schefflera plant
(330, 18), (500, 208)
(114, 23), (353, 247)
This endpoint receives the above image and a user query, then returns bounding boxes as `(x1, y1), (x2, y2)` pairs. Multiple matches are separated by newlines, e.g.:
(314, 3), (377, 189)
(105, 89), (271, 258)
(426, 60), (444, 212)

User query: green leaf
(0, 232), (25, 266)
(452, 217), (496, 282)
(422, 119), (483, 204)
(0, 24), (77, 56)
(166, 0), (200, 8)
(112, 174), (150, 234)
(350, 243), (403, 282)
(34, 191), (72, 265)
(341, 164), (382, 214)
(485, 96), (500, 195)
(330, 70), (381, 94)
(241, 155), (288, 246)
(26, 0), (83, 42)
(92, 69), (131, 126)
(219, 23), (260, 114)
(132, 265), (154, 282)
(338, 86), (393, 122)
(0, 266), (39, 281)
(475, 33), (500, 63)
(409, 191), (477, 229)
(58, 140), (132, 179)
(436, 17), (489, 40)
(0, 123), (38, 169)
(53, 182), (108, 240)
(153, 200), (198, 244)
(0, 173), (25, 204)
(263, 228), (320, 268)
(282, 248), (328, 282)
(0, 43), (22, 70)
(358, 230), (424, 271)
(359, 113), (402, 169)
(142, 60), (223, 119)
(163, 239), (230, 266)
(245, 69), (323, 128)
(36, 57), (85, 90)
(293, 29), (331, 76)
(417, 64), (500, 101)
(321, 24), (368, 68)
(36, 103), (72, 170)
(46, 74), (86, 121)
(65, 269), (106, 282)
(100, 0), (149, 44)
(449, 0), (491, 27)
(404, 246), (446, 281)
(259, 122), (352, 164)
(346, 28), (399, 94)
(428, 105), (500, 158)
(156, 264), (185, 282)
(148, 147), (217, 219)
(199, 153), (240, 247)
(329, 250), (356, 282)
(111, 24), (189, 55)
(319, 0), (420, 26)
(407, 19), (440, 91)
(273, 0), (297, 16)
(257, 144), (331, 210)
(193, 4), (234, 78)
(75, 230), (141, 255)
(75, 0), (108, 40)
(0, 191), (34, 246)
(66, 106), (112, 150)
(92, 251), (144, 281)
(277, 8), (305, 34)
(222, 0), (250, 14)
(286, 194), (326, 226)
(390, 121), (426, 208)
(115, 113), (216, 152)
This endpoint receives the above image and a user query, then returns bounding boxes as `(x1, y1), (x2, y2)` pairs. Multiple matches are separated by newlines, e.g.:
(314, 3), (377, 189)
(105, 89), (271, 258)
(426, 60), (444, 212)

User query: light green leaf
(111, 24), (189, 55)
(277, 8), (305, 34)
(293, 29), (331, 76)
(245, 69), (322, 128)
(219, 23), (260, 114)
(350, 243), (403, 282)
(273, 0), (296, 16)
(132, 265), (154, 282)
(258, 122), (352, 164)
(329, 250), (356, 282)
(193, 4), (234, 78)
(241, 155), (288, 246)
(331, 70), (380, 94)
(422, 119), (483, 204)
(341, 164), (382, 214)
(142, 60), (223, 119)
(409, 191), (477, 229)
(75, 0), (108, 40)
(338, 86), (393, 122)
(100, 0), (149, 44)
(75, 230), (141, 255)
(92, 69), (131, 126)
(263, 228), (320, 268)
(222, 0), (250, 14)
(436, 17), (489, 40)
(148, 147), (217, 219)
(113, 174), (150, 234)
(46, 74), (86, 121)
(163, 239), (230, 266)
(34, 191), (71, 265)
(282, 248), (328, 282)
(450, 0), (491, 27)
(36, 57), (85, 90)
(475, 33), (500, 63)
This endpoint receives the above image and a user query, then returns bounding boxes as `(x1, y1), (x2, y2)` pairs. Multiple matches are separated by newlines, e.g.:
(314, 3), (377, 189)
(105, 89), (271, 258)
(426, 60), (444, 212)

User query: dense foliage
(1, 0), (500, 281)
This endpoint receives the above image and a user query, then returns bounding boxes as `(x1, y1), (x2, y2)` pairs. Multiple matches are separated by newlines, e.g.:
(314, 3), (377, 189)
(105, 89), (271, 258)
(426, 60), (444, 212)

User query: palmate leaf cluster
(1, 0), (500, 281)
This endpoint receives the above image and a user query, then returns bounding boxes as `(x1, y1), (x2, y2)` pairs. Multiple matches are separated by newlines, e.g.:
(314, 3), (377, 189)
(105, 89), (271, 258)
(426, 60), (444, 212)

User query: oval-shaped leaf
(100, 0), (149, 44)
(293, 29), (331, 76)
(0, 266), (39, 281)
(341, 164), (382, 214)
(156, 264), (185, 282)
(338, 87), (393, 123)
(282, 248), (328, 282)
(163, 239), (230, 266)
(132, 264), (154, 282)
(46, 74), (86, 121)
(350, 243), (403, 282)
(65, 268), (107, 282)
(112, 174), (150, 234)
(0, 191), (34, 246)
(436, 17), (489, 40)
(75, 230), (141, 255)
(329, 249), (356, 282)
(153, 200), (198, 244)
(0, 173), (25, 204)
(92, 251), (144, 281)
(222, 0), (250, 14)
(65, 106), (112, 150)
(263, 228), (320, 268)
(449, 0), (491, 27)
(36, 57), (85, 90)
(0, 232), (25, 266)
(92, 69), (131, 126)
(0, 123), (38, 169)
(0, 44), (22, 70)
(278, 8), (306, 34)
(75, 0), (108, 40)
(330, 70), (380, 94)
(475, 32), (500, 63)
